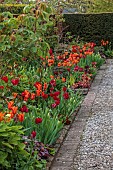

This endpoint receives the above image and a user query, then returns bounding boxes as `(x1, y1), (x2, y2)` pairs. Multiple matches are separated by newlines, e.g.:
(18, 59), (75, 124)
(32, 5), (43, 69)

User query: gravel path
(50, 60), (113, 170)
(73, 61), (113, 170)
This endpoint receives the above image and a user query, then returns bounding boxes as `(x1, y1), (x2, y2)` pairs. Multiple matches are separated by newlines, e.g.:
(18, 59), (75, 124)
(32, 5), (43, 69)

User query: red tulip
(63, 92), (69, 100)
(11, 78), (19, 85)
(62, 87), (67, 92)
(53, 91), (60, 96)
(67, 68), (70, 72)
(50, 91), (60, 98)
(50, 79), (56, 87)
(1, 76), (8, 83)
(20, 105), (29, 113)
(21, 90), (30, 99)
(55, 99), (60, 105)
(51, 98), (60, 108)
(34, 82), (42, 89)
(79, 67), (84, 72)
(72, 45), (78, 53)
(31, 131), (36, 138)
(53, 96), (59, 100)
(35, 117), (42, 124)
(49, 48), (53, 56)
(42, 92), (48, 100)
(30, 93), (36, 100)
(50, 87), (54, 93)
(74, 66), (79, 71)
(0, 86), (4, 89)
(51, 103), (57, 108)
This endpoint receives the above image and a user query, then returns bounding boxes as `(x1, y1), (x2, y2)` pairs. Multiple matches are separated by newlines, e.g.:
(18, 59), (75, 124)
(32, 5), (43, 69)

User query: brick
(50, 162), (73, 170)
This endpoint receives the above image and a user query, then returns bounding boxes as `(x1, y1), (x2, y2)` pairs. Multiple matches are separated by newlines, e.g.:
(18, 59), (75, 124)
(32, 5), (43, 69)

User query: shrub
(0, 122), (47, 169)
(0, 4), (26, 14)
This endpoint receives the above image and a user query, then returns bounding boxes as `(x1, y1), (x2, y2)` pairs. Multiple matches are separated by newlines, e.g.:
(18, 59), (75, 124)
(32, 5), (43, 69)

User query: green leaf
(0, 24), (4, 31)
(0, 151), (8, 163)
(18, 143), (26, 150)
(70, 75), (75, 86)
(2, 142), (13, 149)
(31, 47), (37, 53)
(23, 5), (34, 14)
(2, 12), (13, 18)
(37, 49), (43, 56)
(0, 132), (9, 137)
(42, 42), (50, 51)
(1, 46), (6, 52)
(8, 137), (20, 145)
(18, 149), (29, 157)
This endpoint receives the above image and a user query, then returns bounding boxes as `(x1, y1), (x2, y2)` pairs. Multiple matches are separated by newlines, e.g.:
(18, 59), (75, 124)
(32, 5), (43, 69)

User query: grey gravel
(73, 61), (113, 170)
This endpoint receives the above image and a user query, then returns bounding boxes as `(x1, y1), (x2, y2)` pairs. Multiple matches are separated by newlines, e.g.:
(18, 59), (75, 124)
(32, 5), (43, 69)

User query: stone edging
(47, 60), (108, 170)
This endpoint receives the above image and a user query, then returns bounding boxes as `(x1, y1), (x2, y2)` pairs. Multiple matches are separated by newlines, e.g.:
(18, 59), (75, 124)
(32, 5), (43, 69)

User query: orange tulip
(66, 62), (72, 67)
(73, 53), (79, 58)
(62, 77), (66, 82)
(34, 82), (42, 90)
(101, 40), (109, 46)
(43, 82), (48, 91)
(50, 75), (54, 79)
(9, 111), (14, 118)
(62, 61), (68, 67)
(18, 113), (24, 122)
(58, 62), (62, 67)
(24, 97), (29, 101)
(24, 90), (30, 99)
(8, 101), (14, 110)
(12, 92), (18, 98)
(36, 89), (42, 96)
(30, 93), (36, 100)
(79, 53), (83, 58)
(73, 59), (79, 64)
(84, 51), (93, 55)
(106, 41), (109, 44)
(48, 59), (54, 66)
(82, 46), (86, 51)
(43, 62), (46, 66)
(46, 56), (48, 60)
(11, 106), (18, 115)
(0, 112), (5, 122)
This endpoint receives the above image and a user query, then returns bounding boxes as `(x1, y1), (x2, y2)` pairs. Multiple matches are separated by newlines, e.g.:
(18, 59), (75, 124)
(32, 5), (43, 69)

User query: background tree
(0, 0), (35, 4)
(86, 0), (113, 13)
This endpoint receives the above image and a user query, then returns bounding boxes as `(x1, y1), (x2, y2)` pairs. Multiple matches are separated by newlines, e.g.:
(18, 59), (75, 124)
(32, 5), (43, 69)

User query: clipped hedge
(64, 13), (113, 48)
(0, 4), (26, 14)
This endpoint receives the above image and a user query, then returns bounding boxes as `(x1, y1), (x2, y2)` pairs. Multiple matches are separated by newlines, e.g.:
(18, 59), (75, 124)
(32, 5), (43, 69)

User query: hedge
(64, 13), (113, 48)
(0, 4), (26, 14)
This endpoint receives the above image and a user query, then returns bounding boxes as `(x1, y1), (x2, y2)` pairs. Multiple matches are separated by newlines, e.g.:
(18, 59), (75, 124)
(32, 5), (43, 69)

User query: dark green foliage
(64, 13), (113, 48)
(0, 4), (26, 15)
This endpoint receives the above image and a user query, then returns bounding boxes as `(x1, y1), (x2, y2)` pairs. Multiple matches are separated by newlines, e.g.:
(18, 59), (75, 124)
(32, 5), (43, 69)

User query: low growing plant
(0, 122), (47, 170)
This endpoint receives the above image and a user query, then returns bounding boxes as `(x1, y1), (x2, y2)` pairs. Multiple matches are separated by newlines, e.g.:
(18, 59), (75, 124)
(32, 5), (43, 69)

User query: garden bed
(0, 2), (112, 169)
